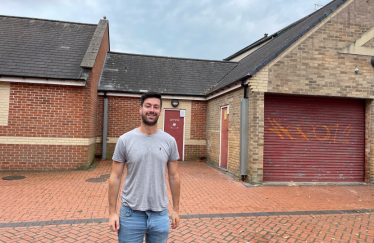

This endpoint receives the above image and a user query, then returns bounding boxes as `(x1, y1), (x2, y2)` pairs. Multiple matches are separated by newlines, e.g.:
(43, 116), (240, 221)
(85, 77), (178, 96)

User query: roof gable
(0, 15), (98, 80)
(208, 0), (348, 94)
(223, 15), (310, 62)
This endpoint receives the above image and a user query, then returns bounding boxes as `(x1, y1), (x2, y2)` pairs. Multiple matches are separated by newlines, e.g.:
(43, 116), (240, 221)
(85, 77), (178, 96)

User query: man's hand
(108, 161), (125, 232)
(171, 210), (180, 229)
(167, 160), (180, 230)
(109, 213), (120, 232)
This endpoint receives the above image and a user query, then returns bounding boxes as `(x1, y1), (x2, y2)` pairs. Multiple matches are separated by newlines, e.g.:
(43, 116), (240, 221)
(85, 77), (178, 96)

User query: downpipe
(102, 92), (108, 160)
(240, 80), (249, 181)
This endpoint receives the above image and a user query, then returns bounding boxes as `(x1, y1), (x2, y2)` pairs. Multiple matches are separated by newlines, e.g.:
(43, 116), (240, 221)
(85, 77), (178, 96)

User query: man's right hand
(109, 214), (120, 232)
(108, 161), (125, 232)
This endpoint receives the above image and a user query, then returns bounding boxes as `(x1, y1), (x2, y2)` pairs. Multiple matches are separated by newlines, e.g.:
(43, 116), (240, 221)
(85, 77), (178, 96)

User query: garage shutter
(264, 94), (364, 182)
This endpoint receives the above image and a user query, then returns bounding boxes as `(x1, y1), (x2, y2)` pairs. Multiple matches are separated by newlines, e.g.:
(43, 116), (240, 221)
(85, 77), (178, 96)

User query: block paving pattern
(0, 160), (373, 242)
(0, 213), (372, 242)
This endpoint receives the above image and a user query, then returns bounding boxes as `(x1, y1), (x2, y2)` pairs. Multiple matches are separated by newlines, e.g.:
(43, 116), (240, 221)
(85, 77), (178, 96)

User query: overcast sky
(2, 0), (332, 60)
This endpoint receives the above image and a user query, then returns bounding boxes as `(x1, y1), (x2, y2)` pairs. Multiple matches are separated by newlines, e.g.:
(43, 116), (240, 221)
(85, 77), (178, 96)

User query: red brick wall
(0, 25), (110, 170)
(0, 83), (86, 137)
(185, 145), (206, 161)
(0, 144), (93, 170)
(187, 100), (207, 160)
(96, 96), (104, 155)
(96, 97), (208, 161)
(96, 96), (141, 140)
(0, 26), (109, 139)
(190, 101), (206, 140)
(96, 96), (141, 159)
(107, 96), (140, 137)
(88, 26), (110, 139)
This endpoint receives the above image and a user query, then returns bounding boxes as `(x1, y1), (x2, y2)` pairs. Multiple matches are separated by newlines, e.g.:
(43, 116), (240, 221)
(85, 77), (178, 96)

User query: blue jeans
(118, 205), (170, 243)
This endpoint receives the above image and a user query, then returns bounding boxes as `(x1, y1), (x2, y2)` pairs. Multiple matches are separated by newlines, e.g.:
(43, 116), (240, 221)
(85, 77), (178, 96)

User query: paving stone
(0, 160), (373, 242)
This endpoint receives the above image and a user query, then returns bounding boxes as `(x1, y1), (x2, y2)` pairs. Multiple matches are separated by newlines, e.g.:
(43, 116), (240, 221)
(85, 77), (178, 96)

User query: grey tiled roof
(0, 15), (97, 80)
(98, 52), (238, 96)
(208, 0), (347, 94)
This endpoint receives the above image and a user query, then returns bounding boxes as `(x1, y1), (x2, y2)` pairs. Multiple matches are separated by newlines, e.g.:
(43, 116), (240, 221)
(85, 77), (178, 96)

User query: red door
(164, 110), (184, 161)
(220, 107), (229, 168)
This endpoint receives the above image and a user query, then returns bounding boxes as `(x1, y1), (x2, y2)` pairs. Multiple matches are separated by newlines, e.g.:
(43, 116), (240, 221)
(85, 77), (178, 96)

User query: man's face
(140, 97), (162, 126)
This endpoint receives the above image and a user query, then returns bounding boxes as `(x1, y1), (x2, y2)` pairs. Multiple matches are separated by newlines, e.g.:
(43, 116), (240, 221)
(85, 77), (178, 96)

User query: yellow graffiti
(265, 118), (351, 143)
(343, 124), (352, 136)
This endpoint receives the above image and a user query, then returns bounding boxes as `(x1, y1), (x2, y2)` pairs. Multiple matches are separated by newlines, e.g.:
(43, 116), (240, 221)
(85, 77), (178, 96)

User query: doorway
(220, 106), (229, 168)
(164, 109), (185, 161)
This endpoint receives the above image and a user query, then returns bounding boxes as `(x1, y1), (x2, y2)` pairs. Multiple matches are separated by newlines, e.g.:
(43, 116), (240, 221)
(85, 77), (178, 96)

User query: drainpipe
(240, 80), (249, 181)
(102, 92), (108, 160)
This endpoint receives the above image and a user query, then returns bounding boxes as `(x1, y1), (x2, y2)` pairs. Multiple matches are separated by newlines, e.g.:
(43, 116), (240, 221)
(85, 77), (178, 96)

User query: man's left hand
(171, 210), (180, 229)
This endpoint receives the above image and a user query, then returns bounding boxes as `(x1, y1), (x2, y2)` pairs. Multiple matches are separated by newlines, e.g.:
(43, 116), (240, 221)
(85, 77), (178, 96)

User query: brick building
(96, 52), (236, 161)
(1, 0), (373, 184)
(205, 0), (374, 184)
(0, 16), (109, 170)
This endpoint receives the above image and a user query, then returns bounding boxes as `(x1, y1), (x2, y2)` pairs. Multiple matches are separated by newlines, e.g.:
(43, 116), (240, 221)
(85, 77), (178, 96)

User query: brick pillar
(365, 100), (374, 184)
(248, 91), (264, 184)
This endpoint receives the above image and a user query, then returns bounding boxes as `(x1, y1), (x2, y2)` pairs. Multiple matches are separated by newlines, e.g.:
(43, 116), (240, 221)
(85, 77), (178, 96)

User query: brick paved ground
(0, 160), (373, 242)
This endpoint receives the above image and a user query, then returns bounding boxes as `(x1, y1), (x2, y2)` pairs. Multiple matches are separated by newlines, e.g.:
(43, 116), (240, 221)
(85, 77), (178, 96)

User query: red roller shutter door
(264, 94), (364, 182)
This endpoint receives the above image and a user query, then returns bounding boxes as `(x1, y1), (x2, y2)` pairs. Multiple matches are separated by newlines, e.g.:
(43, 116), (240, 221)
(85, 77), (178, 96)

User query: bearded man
(108, 91), (180, 243)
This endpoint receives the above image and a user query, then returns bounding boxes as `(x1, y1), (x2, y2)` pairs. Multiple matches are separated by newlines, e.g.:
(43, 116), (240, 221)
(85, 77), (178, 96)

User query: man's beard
(141, 112), (159, 126)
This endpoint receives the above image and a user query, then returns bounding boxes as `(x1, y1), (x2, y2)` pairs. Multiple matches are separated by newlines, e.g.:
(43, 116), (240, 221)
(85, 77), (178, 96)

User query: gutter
(98, 89), (208, 97)
(0, 76), (86, 86)
(0, 74), (86, 82)
(98, 84), (245, 101)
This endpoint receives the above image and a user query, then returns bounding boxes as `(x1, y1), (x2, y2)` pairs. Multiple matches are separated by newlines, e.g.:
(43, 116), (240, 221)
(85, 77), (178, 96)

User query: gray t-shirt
(112, 128), (179, 211)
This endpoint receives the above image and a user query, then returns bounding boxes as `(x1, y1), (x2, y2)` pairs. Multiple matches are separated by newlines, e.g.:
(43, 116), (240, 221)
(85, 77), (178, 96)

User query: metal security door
(264, 94), (365, 182)
(220, 107), (229, 168)
(164, 110), (184, 161)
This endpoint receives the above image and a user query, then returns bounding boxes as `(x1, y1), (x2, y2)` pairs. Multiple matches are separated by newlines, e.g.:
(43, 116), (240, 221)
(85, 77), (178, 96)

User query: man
(108, 91), (181, 243)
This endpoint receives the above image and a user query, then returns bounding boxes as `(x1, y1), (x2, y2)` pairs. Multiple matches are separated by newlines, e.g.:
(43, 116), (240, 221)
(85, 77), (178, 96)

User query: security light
(171, 99), (179, 107)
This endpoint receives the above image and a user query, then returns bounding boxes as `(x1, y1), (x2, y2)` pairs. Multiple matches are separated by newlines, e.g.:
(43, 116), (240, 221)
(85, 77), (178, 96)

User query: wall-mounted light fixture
(171, 99), (179, 107)
(355, 66), (359, 74)
(371, 57), (374, 67)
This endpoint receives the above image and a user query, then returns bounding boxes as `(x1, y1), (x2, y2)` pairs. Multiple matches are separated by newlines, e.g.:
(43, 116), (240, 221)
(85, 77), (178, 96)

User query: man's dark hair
(140, 92), (162, 108)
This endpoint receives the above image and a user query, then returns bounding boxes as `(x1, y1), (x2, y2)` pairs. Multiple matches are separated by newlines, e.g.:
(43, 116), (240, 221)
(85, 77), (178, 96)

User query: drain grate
(86, 178), (106, 183)
(86, 174), (111, 183)
(2, 175), (26, 180)
(100, 174), (110, 179)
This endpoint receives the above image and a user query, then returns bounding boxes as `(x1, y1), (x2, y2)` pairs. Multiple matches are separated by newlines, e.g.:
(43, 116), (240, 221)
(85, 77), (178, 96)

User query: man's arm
(167, 160), (180, 229)
(108, 160), (125, 232)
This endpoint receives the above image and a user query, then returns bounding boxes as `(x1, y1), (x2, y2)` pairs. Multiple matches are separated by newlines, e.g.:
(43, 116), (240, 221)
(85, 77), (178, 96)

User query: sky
(1, 0), (333, 60)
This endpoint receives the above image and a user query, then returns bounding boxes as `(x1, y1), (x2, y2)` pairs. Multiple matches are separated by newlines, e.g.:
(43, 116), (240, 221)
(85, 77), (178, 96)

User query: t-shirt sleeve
(112, 137), (126, 163)
(169, 138), (180, 162)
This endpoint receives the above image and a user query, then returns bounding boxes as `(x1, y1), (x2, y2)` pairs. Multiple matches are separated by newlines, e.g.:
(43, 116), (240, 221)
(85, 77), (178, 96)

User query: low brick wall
(0, 144), (93, 170)
(184, 145), (206, 161)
